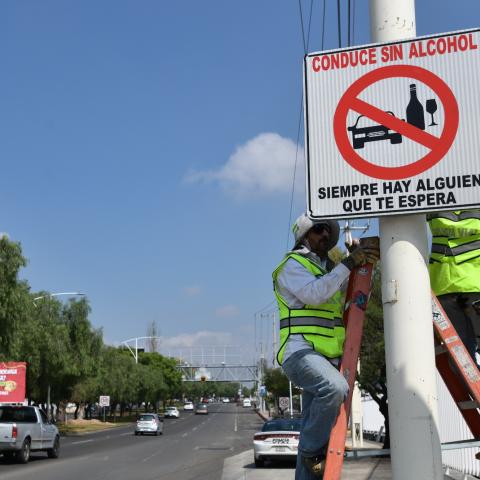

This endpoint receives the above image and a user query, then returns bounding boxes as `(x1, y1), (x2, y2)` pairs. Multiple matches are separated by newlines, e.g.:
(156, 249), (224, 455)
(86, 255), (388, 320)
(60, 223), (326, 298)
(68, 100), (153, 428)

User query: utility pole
(370, 1), (443, 479)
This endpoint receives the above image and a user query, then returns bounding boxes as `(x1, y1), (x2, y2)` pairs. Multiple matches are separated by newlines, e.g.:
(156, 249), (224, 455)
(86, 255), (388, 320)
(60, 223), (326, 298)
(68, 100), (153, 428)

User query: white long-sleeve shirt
(276, 254), (351, 363)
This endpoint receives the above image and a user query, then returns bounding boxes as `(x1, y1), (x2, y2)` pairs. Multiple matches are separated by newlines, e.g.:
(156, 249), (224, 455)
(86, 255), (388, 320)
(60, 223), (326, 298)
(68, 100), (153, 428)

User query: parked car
(0, 405), (60, 463)
(243, 398), (252, 408)
(222, 397), (230, 403)
(253, 418), (302, 467)
(134, 413), (163, 436)
(164, 407), (179, 418)
(195, 403), (209, 415)
(183, 401), (194, 411)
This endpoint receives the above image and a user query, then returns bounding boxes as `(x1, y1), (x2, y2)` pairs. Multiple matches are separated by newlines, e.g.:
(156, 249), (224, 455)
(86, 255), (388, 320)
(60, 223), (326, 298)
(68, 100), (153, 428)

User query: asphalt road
(0, 403), (267, 480)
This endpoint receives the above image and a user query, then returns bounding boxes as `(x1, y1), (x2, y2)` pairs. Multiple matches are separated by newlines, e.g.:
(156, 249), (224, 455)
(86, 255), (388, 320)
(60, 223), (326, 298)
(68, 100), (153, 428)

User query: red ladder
(322, 263), (480, 479)
(322, 257), (375, 479)
(432, 295), (480, 437)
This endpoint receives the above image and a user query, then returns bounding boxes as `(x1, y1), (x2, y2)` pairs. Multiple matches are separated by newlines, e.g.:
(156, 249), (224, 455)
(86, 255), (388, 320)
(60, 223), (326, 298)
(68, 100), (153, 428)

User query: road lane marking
(120, 432), (132, 436)
(70, 439), (94, 445)
(234, 413), (238, 432)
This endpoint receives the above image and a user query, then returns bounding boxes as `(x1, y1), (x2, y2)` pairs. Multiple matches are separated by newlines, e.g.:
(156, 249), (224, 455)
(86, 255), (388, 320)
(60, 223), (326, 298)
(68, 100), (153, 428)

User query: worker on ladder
(272, 213), (380, 479)
(428, 210), (480, 364)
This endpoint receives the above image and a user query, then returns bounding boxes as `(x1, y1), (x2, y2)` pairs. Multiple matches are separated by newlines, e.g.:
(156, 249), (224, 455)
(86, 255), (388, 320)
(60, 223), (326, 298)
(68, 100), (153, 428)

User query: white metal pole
(272, 312), (277, 367)
(135, 338), (138, 364)
(370, 3), (442, 478)
(289, 381), (293, 418)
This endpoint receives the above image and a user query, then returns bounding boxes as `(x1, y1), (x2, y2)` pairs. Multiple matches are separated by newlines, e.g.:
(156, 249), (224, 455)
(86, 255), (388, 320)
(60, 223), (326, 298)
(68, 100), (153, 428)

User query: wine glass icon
(426, 99), (438, 126)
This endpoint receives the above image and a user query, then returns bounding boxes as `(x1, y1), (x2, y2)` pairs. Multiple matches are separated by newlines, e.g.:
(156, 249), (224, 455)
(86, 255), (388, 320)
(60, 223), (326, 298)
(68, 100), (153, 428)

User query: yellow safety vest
(272, 253), (344, 365)
(428, 210), (480, 296)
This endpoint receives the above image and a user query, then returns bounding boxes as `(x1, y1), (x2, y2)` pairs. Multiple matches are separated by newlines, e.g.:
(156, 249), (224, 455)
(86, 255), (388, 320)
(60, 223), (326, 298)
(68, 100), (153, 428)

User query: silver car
(134, 413), (163, 436)
(253, 418), (301, 467)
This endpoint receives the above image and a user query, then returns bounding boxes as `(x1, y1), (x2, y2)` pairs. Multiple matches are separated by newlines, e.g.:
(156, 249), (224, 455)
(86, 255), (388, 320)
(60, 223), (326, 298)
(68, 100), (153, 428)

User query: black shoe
(301, 452), (326, 477)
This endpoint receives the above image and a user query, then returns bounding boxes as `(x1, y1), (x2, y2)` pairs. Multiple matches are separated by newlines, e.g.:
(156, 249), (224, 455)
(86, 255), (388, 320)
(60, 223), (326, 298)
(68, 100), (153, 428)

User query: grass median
(58, 418), (133, 435)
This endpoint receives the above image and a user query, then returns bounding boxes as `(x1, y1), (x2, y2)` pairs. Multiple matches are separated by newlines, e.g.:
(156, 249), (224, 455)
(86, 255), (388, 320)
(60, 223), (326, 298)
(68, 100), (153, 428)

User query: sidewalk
(221, 448), (470, 480)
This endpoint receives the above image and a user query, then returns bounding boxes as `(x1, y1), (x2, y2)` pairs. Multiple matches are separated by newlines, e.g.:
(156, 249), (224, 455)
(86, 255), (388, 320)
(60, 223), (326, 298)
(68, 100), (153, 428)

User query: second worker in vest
(428, 210), (480, 364)
(273, 213), (380, 479)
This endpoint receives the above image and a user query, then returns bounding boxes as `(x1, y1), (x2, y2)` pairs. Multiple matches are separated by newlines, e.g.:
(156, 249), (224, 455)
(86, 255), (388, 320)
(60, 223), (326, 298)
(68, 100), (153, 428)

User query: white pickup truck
(0, 405), (60, 463)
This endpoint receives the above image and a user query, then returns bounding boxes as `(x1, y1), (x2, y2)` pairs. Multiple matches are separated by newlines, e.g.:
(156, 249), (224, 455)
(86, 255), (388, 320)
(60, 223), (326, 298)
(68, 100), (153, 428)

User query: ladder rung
(343, 440), (480, 457)
(458, 401), (480, 410)
(344, 448), (390, 458)
(435, 345), (447, 356)
(441, 438), (480, 450)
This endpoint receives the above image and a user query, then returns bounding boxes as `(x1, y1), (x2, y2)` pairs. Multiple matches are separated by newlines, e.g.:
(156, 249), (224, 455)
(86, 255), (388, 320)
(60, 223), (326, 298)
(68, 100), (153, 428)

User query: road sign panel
(99, 395), (110, 407)
(279, 397), (290, 410)
(304, 29), (480, 218)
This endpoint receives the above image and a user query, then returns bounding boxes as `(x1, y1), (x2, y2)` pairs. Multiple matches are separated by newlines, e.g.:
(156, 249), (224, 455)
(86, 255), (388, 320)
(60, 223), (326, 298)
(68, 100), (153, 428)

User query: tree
(357, 266), (389, 447)
(263, 367), (291, 398)
(0, 237), (29, 356)
(146, 321), (159, 352)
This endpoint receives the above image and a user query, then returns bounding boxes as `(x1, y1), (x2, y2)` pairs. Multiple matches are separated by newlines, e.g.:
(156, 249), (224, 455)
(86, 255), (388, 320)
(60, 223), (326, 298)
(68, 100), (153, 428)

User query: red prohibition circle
(333, 65), (459, 180)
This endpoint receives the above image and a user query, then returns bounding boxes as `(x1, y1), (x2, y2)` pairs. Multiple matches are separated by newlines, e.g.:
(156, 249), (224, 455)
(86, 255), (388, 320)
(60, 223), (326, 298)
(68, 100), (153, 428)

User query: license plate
(274, 447), (287, 452)
(272, 439), (290, 445)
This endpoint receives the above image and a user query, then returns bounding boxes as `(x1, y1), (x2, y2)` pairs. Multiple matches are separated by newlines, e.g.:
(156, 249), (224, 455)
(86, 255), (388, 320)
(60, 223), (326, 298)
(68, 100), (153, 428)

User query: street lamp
(33, 291), (85, 420)
(33, 291), (85, 306)
(121, 336), (162, 364)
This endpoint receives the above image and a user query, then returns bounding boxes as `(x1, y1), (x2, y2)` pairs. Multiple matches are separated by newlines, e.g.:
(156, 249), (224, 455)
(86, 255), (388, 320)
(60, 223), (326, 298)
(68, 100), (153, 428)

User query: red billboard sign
(0, 362), (26, 403)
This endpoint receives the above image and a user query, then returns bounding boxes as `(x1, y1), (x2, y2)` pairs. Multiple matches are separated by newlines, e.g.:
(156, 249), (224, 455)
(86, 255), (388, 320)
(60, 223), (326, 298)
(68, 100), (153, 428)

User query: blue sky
(1, 1), (479, 364)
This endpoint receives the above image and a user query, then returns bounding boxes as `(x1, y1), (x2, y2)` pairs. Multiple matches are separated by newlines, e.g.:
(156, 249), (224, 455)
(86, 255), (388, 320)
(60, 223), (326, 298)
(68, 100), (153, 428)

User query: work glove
(341, 245), (380, 271)
(345, 238), (360, 253)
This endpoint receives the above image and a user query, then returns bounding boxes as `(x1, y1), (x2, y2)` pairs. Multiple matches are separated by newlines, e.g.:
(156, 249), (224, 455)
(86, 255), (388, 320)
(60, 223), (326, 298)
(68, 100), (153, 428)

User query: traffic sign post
(279, 397), (290, 411)
(304, 28), (480, 219)
(99, 395), (110, 423)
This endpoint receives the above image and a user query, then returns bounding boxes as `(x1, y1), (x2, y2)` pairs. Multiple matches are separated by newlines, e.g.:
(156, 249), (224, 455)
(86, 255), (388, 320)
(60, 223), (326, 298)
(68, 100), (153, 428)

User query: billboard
(0, 362), (27, 403)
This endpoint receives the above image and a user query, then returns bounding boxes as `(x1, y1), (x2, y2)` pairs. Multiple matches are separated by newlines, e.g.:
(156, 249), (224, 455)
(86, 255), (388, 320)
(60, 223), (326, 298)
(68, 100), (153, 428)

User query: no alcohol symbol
(333, 65), (459, 180)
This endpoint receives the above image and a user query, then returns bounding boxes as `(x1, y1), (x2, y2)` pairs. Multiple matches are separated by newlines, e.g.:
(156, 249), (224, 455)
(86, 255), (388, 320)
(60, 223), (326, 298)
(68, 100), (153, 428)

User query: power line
(337, 0), (342, 48)
(298, 0), (307, 53)
(321, 0), (327, 50)
(348, 0), (351, 46)
(352, 0), (356, 45)
(285, 94), (304, 252)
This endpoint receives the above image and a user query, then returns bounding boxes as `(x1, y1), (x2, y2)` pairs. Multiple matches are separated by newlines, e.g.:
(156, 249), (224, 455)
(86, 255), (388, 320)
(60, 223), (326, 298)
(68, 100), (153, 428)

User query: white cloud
(184, 132), (305, 198)
(215, 304), (240, 318)
(184, 285), (202, 297)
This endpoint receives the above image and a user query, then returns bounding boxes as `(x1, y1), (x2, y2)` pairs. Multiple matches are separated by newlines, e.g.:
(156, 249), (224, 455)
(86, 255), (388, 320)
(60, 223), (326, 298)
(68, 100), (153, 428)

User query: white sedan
(164, 407), (180, 418)
(253, 418), (301, 467)
(134, 413), (164, 436)
(183, 402), (194, 411)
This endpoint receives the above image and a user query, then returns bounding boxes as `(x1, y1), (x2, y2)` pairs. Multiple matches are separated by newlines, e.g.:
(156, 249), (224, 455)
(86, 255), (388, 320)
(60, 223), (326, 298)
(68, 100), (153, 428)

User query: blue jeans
(282, 348), (349, 480)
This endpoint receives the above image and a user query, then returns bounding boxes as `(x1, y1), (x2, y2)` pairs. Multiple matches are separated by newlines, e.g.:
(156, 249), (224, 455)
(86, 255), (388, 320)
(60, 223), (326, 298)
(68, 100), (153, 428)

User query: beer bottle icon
(406, 83), (425, 130)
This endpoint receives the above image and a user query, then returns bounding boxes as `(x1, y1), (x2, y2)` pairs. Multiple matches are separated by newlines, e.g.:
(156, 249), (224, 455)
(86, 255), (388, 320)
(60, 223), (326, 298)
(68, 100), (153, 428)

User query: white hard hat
(292, 213), (340, 250)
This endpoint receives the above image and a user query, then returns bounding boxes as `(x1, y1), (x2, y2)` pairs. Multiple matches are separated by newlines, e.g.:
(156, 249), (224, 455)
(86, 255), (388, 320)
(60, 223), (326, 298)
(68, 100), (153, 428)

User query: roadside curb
(255, 409), (270, 422)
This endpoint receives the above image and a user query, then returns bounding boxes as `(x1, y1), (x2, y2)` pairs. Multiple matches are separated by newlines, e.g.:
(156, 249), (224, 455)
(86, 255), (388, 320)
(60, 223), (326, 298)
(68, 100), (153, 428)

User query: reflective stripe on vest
(272, 253), (344, 365)
(428, 211), (480, 295)
(279, 317), (344, 329)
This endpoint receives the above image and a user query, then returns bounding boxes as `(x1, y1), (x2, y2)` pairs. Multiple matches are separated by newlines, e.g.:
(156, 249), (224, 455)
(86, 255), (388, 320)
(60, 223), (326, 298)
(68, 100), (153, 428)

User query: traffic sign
(304, 28), (480, 218)
(279, 397), (290, 410)
(99, 395), (110, 407)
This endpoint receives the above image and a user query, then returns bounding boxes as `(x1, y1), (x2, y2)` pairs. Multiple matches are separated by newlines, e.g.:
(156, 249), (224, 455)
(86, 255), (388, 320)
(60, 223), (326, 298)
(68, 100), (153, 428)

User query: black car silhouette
(347, 111), (403, 149)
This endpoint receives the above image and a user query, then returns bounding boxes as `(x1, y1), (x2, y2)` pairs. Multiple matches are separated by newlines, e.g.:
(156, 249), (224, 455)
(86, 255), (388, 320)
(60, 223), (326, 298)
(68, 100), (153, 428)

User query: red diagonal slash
(350, 97), (439, 150)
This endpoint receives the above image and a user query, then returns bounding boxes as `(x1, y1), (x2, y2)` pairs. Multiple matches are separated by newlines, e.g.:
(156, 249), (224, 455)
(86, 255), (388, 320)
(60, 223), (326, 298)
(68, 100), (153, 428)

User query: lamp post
(33, 291), (85, 421)
(121, 336), (162, 363)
